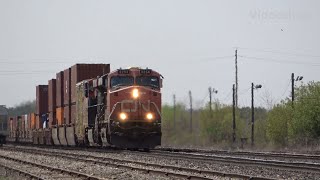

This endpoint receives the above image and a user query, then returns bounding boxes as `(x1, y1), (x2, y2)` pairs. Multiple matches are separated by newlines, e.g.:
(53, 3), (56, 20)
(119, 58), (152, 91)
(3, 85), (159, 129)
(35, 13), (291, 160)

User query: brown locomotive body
(7, 65), (163, 149)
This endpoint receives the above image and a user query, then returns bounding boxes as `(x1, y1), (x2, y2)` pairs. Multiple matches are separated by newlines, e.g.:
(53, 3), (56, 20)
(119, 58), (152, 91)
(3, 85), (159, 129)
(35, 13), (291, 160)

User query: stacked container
(56, 71), (64, 126)
(48, 79), (56, 128)
(63, 68), (72, 125)
(21, 115), (25, 139)
(36, 85), (48, 129)
(69, 64), (110, 125)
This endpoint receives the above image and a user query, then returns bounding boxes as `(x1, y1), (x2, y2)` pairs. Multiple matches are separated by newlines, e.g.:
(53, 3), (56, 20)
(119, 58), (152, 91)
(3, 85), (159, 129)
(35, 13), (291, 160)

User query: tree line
(162, 81), (320, 149)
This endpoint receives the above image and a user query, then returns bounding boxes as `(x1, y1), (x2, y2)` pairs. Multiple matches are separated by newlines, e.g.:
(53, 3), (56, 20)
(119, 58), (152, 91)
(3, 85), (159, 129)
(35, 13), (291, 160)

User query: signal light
(132, 88), (139, 98)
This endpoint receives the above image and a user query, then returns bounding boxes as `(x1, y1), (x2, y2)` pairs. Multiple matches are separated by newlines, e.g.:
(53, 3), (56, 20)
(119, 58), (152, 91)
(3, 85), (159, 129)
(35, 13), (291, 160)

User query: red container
(56, 71), (64, 108)
(17, 116), (22, 131)
(30, 113), (36, 130)
(36, 85), (49, 115)
(35, 115), (42, 129)
(21, 115), (25, 132)
(64, 105), (71, 125)
(56, 107), (64, 125)
(70, 64), (110, 103)
(9, 117), (14, 132)
(48, 79), (57, 112)
(13, 117), (17, 131)
(48, 112), (56, 128)
(63, 68), (71, 106)
(27, 114), (31, 131)
(70, 104), (76, 125)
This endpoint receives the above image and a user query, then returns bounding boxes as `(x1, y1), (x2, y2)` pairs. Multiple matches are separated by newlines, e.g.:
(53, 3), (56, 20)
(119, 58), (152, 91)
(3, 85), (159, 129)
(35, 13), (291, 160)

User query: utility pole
(235, 49), (238, 108)
(251, 83), (262, 147)
(209, 87), (212, 117)
(251, 83), (254, 147)
(208, 87), (218, 118)
(189, 90), (193, 133)
(232, 84), (236, 143)
(291, 73), (303, 107)
(291, 73), (295, 107)
(173, 94), (176, 129)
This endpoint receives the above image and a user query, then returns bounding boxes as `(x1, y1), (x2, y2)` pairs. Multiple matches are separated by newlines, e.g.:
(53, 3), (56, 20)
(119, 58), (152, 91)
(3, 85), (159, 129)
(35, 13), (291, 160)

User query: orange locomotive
(106, 68), (162, 148)
(7, 65), (163, 150)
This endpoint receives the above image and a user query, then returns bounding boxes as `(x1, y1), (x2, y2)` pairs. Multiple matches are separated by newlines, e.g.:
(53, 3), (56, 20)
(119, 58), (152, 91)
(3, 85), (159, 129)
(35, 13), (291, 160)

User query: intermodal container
(56, 71), (64, 107)
(48, 79), (57, 112)
(17, 116), (22, 131)
(8, 118), (11, 137)
(9, 117), (13, 132)
(35, 115), (43, 129)
(63, 68), (71, 106)
(41, 114), (48, 129)
(56, 107), (64, 125)
(21, 115), (25, 132)
(25, 114), (29, 131)
(48, 112), (56, 128)
(12, 117), (17, 137)
(70, 64), (110, 103)
(31, 113), (36, 130)
(36, 85), (49, 115)
(64, 105), (71, 125)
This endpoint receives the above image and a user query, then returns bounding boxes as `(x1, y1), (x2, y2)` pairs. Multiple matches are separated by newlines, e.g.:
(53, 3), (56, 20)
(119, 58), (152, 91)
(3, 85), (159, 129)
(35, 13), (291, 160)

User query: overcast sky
(0, 0), (319, 108)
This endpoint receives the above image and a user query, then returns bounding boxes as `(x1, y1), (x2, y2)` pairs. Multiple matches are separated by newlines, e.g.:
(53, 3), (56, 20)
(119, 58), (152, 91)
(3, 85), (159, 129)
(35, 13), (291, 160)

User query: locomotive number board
(140, 69), (152, 74)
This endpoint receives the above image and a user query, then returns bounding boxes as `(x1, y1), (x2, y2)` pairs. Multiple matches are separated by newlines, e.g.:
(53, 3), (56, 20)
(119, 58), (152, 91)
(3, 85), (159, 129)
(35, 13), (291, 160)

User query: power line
(222, 89), (233, 102)
(239, 55), (320, 66)
(276, 79), (292, 103)
(238, 87), (251, 95)
(237, 47), (320, 59)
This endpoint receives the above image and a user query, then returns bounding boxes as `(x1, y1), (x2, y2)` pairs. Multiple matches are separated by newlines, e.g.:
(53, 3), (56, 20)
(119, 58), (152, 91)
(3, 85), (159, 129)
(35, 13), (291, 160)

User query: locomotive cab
(106, 67), (162, 149)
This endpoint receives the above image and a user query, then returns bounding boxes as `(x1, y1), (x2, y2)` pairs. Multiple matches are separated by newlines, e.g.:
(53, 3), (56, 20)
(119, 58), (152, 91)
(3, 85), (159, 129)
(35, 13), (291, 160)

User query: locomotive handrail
(107, 102), (121, 123)
(151, 102), (162, 119)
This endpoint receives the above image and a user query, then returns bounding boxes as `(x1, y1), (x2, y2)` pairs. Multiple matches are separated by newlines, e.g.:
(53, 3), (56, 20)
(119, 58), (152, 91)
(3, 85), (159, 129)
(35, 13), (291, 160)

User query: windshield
(136, 76), (160, 88)
(111, 76), (134, 88)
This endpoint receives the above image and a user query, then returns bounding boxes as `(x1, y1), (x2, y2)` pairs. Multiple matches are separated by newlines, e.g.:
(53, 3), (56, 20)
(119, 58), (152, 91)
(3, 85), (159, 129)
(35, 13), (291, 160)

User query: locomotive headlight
(132, 88), (139, 98)
(146, 113), (153, 120)
(119, 113), (127, 121)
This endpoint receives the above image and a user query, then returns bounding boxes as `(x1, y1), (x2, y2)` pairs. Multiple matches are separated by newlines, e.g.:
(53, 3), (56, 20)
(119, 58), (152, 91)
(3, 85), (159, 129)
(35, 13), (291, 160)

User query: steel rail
(0, 163), (44, 180)
(141, 150), (320, 173)
(2, 145), (271, 180)
(157, 147), (320, 160)
(0, 153), (103, 180)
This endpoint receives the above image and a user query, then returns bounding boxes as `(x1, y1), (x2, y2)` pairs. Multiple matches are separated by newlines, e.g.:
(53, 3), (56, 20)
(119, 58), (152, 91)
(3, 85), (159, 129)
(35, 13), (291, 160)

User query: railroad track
(157, 147), (320, 161)
(1, 145), (270, 180)
(0, 163), (45, 180)
(0, 153), (102, 180)
(136, 150), (320, 174)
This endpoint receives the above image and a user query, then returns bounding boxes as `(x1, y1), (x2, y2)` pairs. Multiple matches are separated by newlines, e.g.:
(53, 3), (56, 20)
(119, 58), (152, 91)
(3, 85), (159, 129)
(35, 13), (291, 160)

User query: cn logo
(121, 100), (150, 112)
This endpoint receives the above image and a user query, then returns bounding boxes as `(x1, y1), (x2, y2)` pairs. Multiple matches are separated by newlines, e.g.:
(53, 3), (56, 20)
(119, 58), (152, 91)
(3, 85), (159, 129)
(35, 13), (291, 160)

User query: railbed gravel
(0, 157), (82, 180)
(4, 145), (320, 179)
(0, 148), (202, 180)
(172, 150), (320, 164)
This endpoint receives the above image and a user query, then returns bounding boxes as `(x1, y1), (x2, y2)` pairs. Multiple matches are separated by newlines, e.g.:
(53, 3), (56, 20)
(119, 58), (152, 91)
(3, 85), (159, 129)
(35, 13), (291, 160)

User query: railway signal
(208, 87), (218, 117)
(291, 73), (303, 107)
(251, 83), (262, 147)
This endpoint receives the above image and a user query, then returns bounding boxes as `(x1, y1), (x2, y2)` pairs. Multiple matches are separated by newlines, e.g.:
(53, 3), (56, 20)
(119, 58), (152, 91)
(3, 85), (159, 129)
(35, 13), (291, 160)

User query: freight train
(0, 105), (8, 146)
(6, 64), (163, 150)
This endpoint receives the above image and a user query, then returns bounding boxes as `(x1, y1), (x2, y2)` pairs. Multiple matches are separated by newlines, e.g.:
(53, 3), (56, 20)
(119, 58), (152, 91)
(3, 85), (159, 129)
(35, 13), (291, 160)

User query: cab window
(136, 76), (159, 88)
(111, 76), (134, 88)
